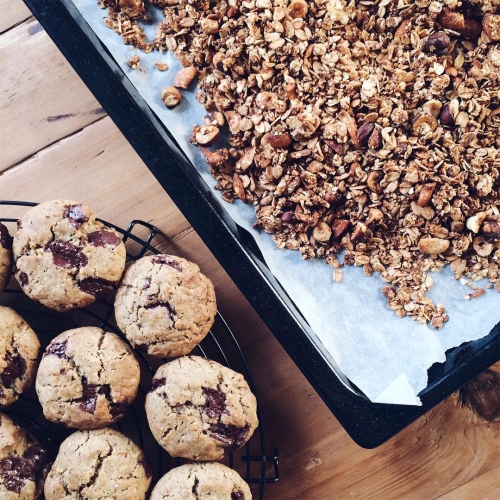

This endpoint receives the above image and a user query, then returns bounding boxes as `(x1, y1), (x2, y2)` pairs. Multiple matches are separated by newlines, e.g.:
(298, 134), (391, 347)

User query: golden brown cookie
(0, 307), (40, 407)
(44, 428), (151, 500)
(0, 223), (13, 292)
(114, 255), (217, 357)
(146, 356), (258, 461)
(13, 200), (126, 311)
(150, 462), (252, 500)
(35, 327), (140, 429)
(0, 413), (51, 499)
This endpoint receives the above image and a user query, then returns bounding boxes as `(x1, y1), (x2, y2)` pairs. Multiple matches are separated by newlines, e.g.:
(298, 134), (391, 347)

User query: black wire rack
(0, 200), (279, 499)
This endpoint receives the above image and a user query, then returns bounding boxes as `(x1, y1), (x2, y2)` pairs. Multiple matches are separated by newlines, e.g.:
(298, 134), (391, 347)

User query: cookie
(44, 428), (151, 500)
(114, 255), (217, 357)
(150, 462), (252, 500)
(0, 307), (41, 407)
(145, 356), (258, 461)
(0, 412), (51, 499)
(0, 223), (13, 292)
(35, 327), (140, 429)
(13, 200), (126, 312)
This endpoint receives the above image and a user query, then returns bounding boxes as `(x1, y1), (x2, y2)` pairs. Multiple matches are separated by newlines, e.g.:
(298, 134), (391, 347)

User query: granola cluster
(106, 0), (500, 328)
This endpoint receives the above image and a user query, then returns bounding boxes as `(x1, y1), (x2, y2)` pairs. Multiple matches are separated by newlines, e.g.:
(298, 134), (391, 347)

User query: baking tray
(22, 0), (500, 448)
(0, 201), (279, 499)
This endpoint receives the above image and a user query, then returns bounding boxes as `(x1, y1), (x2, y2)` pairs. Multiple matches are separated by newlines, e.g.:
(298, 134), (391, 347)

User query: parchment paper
(72, 0), (499, 405)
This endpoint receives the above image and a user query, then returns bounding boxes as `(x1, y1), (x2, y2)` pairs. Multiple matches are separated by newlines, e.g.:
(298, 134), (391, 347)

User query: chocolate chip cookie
(0, 223), (13, 292)
(44, 428), (151, 500)
(13, 200), (126, 311)
(150, 462), (252, 500)
(145, 356), (258, 461)
(114, 255), (217, 357)
(0, 412), (51, 499)
(35, 327), (140, 429)
(0, 307), (41, 407)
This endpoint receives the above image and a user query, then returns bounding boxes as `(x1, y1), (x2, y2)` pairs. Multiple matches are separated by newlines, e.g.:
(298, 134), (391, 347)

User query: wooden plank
(437, 466), (500, 500)
(0, 0), (31, 34)
(0, 18), (105, 172)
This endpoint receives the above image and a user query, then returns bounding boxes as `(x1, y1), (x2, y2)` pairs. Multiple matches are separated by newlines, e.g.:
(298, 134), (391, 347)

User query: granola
(107, 0), (500, 328)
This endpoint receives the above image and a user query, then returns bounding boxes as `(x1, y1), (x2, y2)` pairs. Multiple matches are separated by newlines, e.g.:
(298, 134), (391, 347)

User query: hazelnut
(261, 132), (293, 149)
(227, 7), (239, 18)
(161, 87), (182, 108)
(332, 219), (350, 239)
(313, 222), (332, 243)
(481, 218), (500, 242)
(424, 32), (451, 55)
(192, 124), (220, 146)
(357, 122), (375, 148)
(367, 128), (382, 149)
(473, 236), (493, 257)
(439, 104), (455, 126)
(288, 0), (308, 19)
(281, 211), (296, 222)
(483, 14), (500, 41)
(173, 67), (198, 89)
(459, 19), (482, 39)
(437, 7), (465, 31)
(418, 237), (450, 255)
(417, 182), (436, 207)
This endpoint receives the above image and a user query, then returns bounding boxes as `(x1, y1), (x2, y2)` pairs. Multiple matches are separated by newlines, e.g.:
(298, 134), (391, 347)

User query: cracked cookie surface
(0, 412), (51, 499)
(150, 462), (252, 500)
(44, 428), (151, 500)
(0, 223), (13, 292)
(114, 255), (217, 357)
(0, 307), (41, 407)
(145, 356), (258, 461)
(35, 327), (140, 429)
(13, 200), (126, 312)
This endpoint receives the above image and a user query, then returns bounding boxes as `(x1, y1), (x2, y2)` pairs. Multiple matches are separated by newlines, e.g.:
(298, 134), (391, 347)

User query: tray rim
(21, 0), (500, 449)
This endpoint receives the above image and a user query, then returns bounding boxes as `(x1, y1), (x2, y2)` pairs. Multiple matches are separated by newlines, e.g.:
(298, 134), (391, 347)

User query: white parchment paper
(71, 1), (499, 405)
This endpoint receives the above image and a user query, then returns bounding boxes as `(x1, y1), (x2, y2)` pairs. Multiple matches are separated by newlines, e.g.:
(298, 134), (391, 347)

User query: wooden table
(1, 2), (499, 498)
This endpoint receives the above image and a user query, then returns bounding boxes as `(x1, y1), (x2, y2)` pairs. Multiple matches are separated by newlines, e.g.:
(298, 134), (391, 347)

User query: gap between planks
(0, 15), (33, 36)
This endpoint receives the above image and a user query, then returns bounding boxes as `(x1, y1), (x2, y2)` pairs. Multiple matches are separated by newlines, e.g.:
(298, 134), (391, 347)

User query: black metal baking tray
(0, 201), (278, 499)
(23, 0), (500, 448)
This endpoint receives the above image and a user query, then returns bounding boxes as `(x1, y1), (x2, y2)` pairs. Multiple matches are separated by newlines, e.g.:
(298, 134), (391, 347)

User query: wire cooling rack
(0, 200), (279, 499)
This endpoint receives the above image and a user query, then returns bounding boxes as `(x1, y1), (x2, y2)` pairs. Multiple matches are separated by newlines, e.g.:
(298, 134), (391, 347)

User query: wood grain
(1, 5), (499, 499)
(0, 17), (104, 172)
(0, 0), (31, 34)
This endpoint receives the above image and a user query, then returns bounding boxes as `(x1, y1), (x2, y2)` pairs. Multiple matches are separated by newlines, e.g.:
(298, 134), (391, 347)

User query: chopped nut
(200, 147), (228, 166)
(192, 124), (220, 146)
(412, 114), (438, 135)
(351, 222), (371, 243)
(466, 212), (489, 234)
(418, 238), (450, 255)
(417, 183), (436, 208)
(459, 19), (482, 39)
(366, 208), (383, 226)
(119, 0), (145, 19)
(332, 219), (350, 239)
(126, 55), (140, 70)
(235, 147), (255, 171)
(313, 222), (332, 243)
(204, 111), (225, 127)
(155, 62), (169, 71)
(394, 19), (411, 41)
(473, 236), (493, 257)
(161, 86), (182, 108)
(233, 173), (246, 202)
(173, 67), (198, 89)
(200, 18), (218, 34)
(357, 122), (375, 148)
(483, 14), (500, 41)
(424, 32), (451, 55)
(367, 171), (382, 193)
